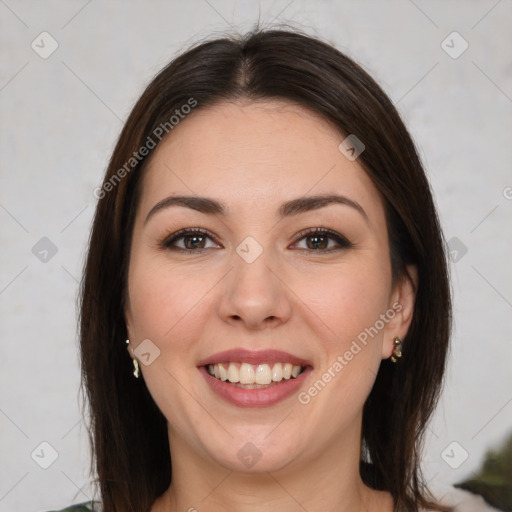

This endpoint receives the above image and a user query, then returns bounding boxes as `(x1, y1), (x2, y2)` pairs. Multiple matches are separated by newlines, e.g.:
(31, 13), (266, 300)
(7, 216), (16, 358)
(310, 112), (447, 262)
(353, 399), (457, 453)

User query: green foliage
(454, 431), (512, 511)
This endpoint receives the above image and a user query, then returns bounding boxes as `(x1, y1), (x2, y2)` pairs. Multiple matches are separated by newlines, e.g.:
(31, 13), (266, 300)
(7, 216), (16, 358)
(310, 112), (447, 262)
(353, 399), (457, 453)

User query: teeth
(227, 363), (238, 383)
(291, 364), (301, 378)
(271, 363), (283, 382)
(207, 362), (303, 385)
(218, 363), (228, 381)
(255, 364), (272, 384)
(239, 363), (256, 384)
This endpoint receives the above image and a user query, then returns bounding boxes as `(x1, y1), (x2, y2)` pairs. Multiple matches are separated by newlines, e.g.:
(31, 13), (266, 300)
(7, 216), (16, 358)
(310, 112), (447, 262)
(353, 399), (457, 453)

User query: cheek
(126, 258), (212, 418)
(127, 256), (210, 356)
(294, 256), (392, 346)
(295, 273), (389, 421)
(319, 262), (391, 401)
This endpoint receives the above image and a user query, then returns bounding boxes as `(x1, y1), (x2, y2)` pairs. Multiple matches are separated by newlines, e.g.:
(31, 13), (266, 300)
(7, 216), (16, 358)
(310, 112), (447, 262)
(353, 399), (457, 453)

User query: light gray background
(1, 1), (511, 511)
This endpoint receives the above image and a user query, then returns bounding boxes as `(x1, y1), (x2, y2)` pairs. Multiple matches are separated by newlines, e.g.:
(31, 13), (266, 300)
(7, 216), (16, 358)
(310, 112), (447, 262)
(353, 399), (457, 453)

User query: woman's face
(125, 100), (415, 473)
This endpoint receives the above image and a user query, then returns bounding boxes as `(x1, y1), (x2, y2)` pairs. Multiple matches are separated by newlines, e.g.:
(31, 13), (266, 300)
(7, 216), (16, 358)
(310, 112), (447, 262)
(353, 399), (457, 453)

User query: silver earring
(126, 339), (140, 378)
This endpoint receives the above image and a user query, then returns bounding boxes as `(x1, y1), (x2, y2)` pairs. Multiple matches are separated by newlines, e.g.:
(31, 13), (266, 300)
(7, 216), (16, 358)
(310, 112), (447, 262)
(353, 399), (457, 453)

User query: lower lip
(198, 366), (312, 408)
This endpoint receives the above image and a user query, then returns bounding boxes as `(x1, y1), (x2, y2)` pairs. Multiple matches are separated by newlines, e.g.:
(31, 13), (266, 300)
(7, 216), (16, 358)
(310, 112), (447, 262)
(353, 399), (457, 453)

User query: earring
(390, 337), (402, 363)
(126, 339), (140, 378)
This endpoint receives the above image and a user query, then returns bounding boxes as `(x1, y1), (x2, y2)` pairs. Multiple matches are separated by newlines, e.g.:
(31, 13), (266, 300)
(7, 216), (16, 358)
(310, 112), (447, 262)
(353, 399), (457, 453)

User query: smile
(206, 362), (304, 387)
(197, 348), (313, 407)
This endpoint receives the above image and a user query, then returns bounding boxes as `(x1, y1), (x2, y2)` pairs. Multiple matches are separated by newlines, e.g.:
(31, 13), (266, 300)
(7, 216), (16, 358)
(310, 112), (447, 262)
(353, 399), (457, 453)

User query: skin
(124, 99), (417, 512)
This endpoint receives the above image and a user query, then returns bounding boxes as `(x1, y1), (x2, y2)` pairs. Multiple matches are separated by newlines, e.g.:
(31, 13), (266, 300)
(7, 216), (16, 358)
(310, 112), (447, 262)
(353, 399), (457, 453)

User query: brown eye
(305, 234), (329, 250)
(161, 229), (219, 252)
(182, 234), (206, 250)
(294, 228), (352, 252)
(160, 227), (352, 254)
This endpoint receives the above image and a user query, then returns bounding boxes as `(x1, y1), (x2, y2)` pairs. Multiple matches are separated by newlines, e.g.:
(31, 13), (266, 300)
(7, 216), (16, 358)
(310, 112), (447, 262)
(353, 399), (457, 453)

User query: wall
(1, 1), (511, 510)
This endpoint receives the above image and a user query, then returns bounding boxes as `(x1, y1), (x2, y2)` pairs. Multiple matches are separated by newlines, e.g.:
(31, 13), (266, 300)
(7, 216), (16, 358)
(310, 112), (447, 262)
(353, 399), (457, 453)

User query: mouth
(197, 349), (313, 407)
(204, 361), (306, 389)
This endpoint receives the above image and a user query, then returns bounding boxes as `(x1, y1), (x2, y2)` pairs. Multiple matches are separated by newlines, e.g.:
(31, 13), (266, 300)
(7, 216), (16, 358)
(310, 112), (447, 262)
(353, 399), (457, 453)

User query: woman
(52, 27), (452, 512)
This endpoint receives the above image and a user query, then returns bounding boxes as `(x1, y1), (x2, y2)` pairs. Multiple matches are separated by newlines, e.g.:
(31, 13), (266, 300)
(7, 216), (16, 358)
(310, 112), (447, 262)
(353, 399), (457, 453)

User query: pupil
(308, 235), (327, 250)
(185, 235), (204, 249)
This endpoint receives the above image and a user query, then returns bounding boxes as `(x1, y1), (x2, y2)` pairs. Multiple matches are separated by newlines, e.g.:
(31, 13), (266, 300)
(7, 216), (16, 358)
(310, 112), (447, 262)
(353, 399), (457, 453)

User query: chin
(201, 429), (303, 473)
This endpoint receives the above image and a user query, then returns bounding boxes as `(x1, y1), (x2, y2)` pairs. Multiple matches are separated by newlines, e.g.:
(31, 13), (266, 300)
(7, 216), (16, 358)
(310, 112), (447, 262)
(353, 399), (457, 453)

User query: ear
(382, 265), (418, 360)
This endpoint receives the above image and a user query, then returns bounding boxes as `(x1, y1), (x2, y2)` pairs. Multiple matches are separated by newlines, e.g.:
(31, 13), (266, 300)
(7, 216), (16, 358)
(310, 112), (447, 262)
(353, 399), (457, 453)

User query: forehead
(137, 100), (385, 223)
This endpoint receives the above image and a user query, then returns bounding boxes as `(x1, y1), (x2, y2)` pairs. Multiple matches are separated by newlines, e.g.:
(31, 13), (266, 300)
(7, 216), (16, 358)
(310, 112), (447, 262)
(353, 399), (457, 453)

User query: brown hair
(79, 26), (453, 512)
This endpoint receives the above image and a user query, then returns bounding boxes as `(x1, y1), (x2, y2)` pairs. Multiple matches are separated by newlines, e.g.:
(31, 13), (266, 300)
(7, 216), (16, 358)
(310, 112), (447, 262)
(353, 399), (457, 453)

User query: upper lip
(197, 348), (312, 368)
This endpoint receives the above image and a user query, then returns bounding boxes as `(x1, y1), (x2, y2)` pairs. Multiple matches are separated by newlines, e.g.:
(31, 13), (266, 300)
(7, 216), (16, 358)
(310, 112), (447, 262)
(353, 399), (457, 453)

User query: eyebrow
(144, 194), (368, 225)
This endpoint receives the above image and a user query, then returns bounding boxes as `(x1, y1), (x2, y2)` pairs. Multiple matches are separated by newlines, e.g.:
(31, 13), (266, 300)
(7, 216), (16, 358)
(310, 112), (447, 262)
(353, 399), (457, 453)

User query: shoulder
(43, 501), (101, 512)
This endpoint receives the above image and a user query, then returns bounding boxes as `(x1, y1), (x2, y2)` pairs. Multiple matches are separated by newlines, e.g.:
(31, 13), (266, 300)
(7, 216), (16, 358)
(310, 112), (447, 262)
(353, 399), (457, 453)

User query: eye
(292, 228), (352, 252)
(160, 228), (220, 253)
(160, 227), (352, 254)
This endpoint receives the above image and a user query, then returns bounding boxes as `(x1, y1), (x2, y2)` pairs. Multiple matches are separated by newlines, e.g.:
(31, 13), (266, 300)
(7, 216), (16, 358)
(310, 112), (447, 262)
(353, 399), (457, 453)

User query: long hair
(79, 26), (453, 512)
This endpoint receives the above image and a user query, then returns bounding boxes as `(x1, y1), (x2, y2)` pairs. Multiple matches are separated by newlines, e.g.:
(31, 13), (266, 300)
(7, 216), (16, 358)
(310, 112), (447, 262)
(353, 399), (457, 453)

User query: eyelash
(159, 227), (352, 254)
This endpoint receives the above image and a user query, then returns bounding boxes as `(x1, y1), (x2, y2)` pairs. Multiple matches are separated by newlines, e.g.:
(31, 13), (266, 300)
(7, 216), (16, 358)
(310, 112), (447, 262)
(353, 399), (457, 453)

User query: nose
(217, 247), (293, 331)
